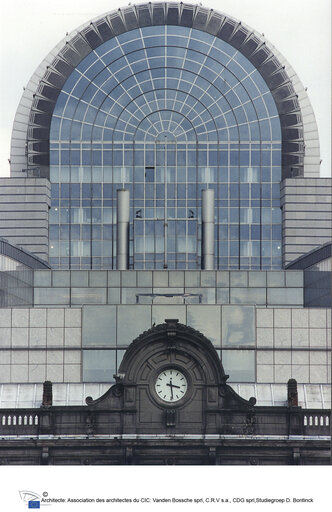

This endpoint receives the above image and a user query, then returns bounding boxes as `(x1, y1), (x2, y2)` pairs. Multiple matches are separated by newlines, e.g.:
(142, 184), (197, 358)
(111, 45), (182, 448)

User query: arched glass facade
(49, 25), (282, 270)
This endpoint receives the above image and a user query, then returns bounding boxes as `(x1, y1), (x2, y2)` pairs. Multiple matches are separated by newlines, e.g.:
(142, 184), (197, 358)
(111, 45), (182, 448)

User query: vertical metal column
(201, 188), (215, 270)
(117, 188), (130, 270)
(163, 137), (168, 269)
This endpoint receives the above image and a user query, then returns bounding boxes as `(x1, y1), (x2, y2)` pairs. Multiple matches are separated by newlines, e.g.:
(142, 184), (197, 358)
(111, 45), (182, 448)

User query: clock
(155, 369), (188, 403)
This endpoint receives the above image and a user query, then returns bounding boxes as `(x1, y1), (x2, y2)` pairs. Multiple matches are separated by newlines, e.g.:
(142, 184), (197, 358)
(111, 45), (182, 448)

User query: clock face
(155, 369), (188, 403)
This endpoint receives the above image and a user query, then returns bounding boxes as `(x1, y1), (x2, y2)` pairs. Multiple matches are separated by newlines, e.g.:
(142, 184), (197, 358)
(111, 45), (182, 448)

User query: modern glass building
(0, 4), (330, 464)
(48, 24), (283, 271)
(10, 2), (321, 273)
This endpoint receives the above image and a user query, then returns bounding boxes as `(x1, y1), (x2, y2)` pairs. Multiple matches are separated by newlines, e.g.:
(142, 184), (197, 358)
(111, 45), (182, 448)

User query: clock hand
(170, 380), (174, 400)
(167, 382), (180, 389)
(166, 379), (176, 399)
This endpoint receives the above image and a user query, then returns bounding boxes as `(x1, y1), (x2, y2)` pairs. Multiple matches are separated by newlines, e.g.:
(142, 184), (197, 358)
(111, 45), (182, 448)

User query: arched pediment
(86, 319), (256, 435)
(118, 318), (229, 385)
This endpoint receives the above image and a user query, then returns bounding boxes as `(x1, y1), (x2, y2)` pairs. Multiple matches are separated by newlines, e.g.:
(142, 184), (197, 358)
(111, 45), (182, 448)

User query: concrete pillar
(201, 188), (215, 270)
(116, 188), (130, 270)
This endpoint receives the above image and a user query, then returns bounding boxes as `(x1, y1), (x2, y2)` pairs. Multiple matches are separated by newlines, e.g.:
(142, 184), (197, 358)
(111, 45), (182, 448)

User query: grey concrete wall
(281, 178), (332, 267)
(0, 178), (51, 262)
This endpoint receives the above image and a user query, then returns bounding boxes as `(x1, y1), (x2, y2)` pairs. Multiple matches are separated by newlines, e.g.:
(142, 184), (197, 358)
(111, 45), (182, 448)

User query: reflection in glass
(49, 25), (282, 270)
(82, 306), (116, 346)
(222, 305), (255, 346)
(83, 350), (116, 382)
(222, 350), (255, 382)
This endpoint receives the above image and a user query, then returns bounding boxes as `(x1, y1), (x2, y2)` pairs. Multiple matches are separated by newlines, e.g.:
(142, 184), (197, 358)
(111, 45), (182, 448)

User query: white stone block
(47, 350), (64, 364)
(12, 350), (29, 364)
(292, 365), (309, 383)
(0, 309), (11, 327)
(257, 365), (274, 383)
(309, 309), (326, 328)
(274, 328), (291, 347)
(0, 328), (11, 347)
(65, 309), (81, 327)
(256, 328), (273, 347)
(0, 366), (10, 382)
(30, 309), (46, 327)
(12, 309), (29, 327)
(29, 328), (47, 347)
(64, 351), (81, 364)
(310, 366), (327, 383)
(47, 327), (64, 347)
(292, 309), (308, 328)
(275, 351), (291, 364)
(64, 365), (81, 382)
(256, 309), (273, 328)
(64, 328), (81, 347)
(29, 350), (46, 364)
(0, 350), (10, 364)
(47, 309), (65, 327)
(274, 365), (292, 383)
(292, 328), (309, 347)
(257, 350), (273, 364)
(309, 329), (327, 347)
(46, 365), (64, 382)
(274, 309), (291, 328)
(11, 365), (29, 382)
(29, 365), (46, 382)
(12, 328), (28, 347)
(292, 350), (310, 364)
(310, 352), (327, 365)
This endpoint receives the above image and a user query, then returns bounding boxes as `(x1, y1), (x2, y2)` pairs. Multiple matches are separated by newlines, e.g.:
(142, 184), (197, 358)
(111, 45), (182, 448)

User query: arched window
(49, 26), (281, 270)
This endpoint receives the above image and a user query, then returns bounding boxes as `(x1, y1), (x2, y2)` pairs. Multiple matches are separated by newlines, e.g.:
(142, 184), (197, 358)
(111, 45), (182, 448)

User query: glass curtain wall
(49, 26), (282, 270)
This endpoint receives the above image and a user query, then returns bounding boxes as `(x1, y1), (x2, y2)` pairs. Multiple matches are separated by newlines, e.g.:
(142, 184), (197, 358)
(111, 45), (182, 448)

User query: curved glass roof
(16, 2), (312, 180)
(48, 25), (282, 271)
(50, 26), (280, 144)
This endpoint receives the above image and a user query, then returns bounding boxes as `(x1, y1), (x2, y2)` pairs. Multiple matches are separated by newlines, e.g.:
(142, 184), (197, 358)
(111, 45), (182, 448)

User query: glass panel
(230, 288), (266, 305)
(152, 305), (186, 325)
(248, 271), (267, 287)
(34, 271), (52, 287)
(267, 288), (303, 306)
(71, 288), (107, 305)
(187, 306), (221, 346)
(222, 305), (255, 346)
(50, 24), (282, 271)
(52, 271), (70, 287)
(117, 305), (151, 346)
(34, 288), (70, 306)
(83, 350), (116, 382)
(230, 271), (248, 287)
(82, 306), (116, 346)
(285, 271), (304, 287)
(267, 271), (285, 287)
(222, 350), (255, 382)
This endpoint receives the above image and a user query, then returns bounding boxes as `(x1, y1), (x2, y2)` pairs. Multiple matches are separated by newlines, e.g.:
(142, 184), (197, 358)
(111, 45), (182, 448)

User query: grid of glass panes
(49, 25), (282, 270)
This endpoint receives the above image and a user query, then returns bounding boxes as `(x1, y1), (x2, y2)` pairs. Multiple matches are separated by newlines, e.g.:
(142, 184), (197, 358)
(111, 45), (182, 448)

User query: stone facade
(0, 178), (51, 262)
(281, 178), (332, 267)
